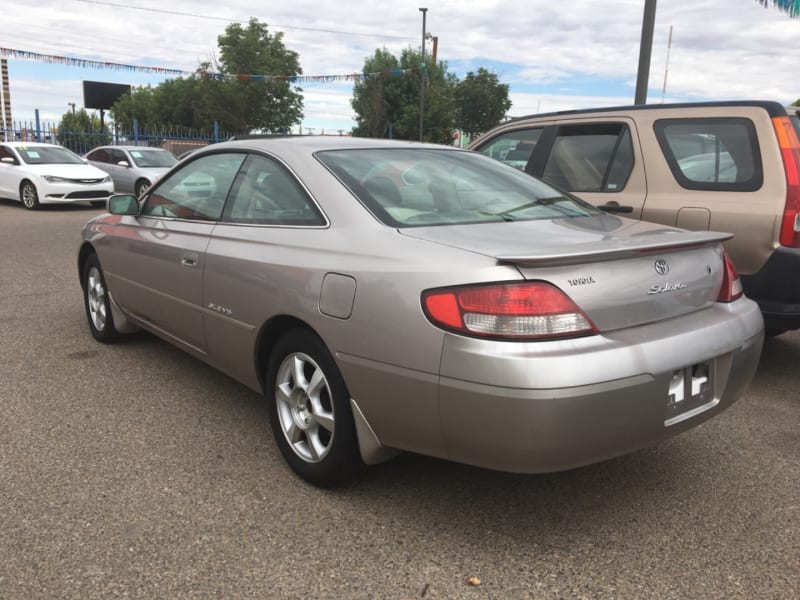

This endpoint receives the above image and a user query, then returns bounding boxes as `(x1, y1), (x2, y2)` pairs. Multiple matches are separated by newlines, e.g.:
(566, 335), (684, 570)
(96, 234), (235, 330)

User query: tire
(82, 254), (121, 343)
(266, 329), (362, 487)
(135, 179), (151, 197)
(765, 328), (787, 338)
(20, 181), (40, 210)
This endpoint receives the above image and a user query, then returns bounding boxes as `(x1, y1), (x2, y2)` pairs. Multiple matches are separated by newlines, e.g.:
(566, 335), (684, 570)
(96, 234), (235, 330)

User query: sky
(2, 0), (799, 135)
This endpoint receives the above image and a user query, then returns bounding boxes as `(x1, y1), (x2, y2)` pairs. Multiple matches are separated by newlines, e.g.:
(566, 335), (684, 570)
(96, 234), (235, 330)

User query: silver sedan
(85, 145), (178, 197)
(77, 137), (764, 487)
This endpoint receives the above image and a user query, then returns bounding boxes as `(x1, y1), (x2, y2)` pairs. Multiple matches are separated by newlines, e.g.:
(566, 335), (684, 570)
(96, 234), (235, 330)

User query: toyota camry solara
(77, 137), (764, 487)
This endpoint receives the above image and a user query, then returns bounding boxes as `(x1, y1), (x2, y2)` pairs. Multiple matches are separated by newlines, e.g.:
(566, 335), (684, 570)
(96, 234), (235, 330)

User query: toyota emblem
(654, 259), (670, 276)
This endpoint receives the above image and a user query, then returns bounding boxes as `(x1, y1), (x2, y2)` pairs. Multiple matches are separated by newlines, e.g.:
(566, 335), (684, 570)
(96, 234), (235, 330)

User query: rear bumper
(741, 246), (800, 331)
(437, 298), (764, 473)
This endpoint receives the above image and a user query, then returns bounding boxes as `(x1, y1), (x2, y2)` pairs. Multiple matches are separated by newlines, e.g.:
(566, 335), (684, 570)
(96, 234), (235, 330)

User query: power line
(74, 0), (415, 40)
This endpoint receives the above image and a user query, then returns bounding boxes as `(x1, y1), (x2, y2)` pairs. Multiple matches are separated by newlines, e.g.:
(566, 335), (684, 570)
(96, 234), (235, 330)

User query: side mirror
(108, 194), (139, 215)
(117, 160), (130, 167)
(1, 157), (16, 165)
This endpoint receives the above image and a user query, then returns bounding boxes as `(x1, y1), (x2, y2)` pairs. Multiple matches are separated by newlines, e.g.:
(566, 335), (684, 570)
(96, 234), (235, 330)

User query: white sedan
(0, 142), (114, 209)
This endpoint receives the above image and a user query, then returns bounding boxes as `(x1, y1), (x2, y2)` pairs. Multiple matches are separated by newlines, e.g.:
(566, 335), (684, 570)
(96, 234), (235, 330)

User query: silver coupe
(78, 137), (764, 486)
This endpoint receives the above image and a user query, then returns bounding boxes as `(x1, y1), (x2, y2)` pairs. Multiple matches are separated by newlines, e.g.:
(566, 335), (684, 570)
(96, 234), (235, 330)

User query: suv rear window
(654, 118), (763, 192)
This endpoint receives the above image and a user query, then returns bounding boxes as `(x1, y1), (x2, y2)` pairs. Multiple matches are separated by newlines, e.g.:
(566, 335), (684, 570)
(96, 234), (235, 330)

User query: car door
(202, 153), (328, 387)
(108, 148), (135, 193)
(529, 118), (647, 219)
(98, 152), (247, 354)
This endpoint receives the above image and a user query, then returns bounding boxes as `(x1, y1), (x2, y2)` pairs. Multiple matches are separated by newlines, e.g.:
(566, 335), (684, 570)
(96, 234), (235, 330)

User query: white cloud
(2, 0), (799, 132)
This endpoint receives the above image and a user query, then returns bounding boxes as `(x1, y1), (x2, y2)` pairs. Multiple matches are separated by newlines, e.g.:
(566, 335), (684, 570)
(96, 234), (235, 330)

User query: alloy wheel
(274, 352), (336, 463)
(86, 266), (107, 332)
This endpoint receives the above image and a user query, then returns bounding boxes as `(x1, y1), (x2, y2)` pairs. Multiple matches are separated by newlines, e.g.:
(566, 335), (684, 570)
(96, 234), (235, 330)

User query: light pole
(419, 7), (427, 142)
(68, 102), (76, 114)
(634, 0), (657, 105)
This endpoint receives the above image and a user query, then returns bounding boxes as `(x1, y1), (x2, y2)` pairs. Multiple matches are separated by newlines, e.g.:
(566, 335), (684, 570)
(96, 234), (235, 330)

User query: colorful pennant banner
(202, 67), (423, 84)
(0, 47), (189, 76)
(0, 46), (425, 84)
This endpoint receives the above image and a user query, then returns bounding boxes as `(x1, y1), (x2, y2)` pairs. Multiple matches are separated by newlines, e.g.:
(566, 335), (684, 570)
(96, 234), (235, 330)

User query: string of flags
(0, 46), (425, 84)
(0, 47), (189, 76)
(202, 67), (423, 83)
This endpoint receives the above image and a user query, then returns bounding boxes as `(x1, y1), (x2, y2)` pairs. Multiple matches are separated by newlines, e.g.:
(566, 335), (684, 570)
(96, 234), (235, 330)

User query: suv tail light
(422, 281), (598, 340)
(717, 251), (743, 303)
(771, 116), (800, 247)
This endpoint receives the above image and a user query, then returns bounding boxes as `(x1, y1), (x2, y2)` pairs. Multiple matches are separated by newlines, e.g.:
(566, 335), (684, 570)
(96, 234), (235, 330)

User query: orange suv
(470, 100), (800, 335)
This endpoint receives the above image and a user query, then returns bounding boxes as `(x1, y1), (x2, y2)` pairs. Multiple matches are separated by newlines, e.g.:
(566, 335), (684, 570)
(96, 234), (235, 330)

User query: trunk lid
(399, 216), (732, 332)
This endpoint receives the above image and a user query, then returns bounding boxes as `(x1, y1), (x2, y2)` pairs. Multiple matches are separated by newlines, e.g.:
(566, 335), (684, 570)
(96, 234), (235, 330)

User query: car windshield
(316, 148), (598, 227)
(128, 149), (178, 168)
(17, 145), (84, 165)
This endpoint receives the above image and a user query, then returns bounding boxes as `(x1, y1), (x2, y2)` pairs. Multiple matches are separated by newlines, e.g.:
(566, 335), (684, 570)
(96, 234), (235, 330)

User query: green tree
(351, 47), (458, 143)
(110, 18), (303, 134)
(455, 68), (512, 136)
(56, 109), (111, 154)
(207, 18), (304, 132)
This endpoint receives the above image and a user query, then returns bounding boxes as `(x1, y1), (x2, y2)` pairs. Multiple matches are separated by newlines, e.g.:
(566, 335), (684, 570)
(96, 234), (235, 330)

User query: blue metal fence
(1, 115), (237, 156)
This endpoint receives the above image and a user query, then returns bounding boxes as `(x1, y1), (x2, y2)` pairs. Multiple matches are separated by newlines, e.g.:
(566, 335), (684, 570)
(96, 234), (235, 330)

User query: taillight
(771, 116), (800, 247)
(422, 281), (597, 340)
(717, 251), (743, 303)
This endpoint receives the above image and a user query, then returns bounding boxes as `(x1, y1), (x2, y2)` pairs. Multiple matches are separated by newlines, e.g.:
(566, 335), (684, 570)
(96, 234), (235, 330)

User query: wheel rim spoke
(306, 428), (325, 461)
(292, 356), (309, 391)
(310, 400), (335, 433)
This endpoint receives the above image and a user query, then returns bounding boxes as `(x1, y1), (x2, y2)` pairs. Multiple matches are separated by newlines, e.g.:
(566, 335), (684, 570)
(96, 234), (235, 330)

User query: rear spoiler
(497, 230), (733, 267)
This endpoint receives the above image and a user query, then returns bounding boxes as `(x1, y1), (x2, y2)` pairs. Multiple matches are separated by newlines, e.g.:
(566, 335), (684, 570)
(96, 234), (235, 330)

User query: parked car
(77, 137), (763, 487)
(85, 145), (178, 197)
(0, 141), (113, 209)
(470, 101), (800, 336)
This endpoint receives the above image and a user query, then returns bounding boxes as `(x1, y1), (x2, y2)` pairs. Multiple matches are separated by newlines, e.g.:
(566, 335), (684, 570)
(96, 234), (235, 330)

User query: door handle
(597, 201), (634, 214)
(181, 253), (199, 268)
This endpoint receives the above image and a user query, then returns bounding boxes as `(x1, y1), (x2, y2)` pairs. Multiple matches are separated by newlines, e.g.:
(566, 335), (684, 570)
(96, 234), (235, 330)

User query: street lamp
(419, 7), (427, 142)
(68, 102), (76, 114)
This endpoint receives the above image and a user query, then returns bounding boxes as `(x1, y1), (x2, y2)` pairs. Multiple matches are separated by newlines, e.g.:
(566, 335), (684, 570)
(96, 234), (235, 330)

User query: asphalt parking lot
(0, 200), (798, 600)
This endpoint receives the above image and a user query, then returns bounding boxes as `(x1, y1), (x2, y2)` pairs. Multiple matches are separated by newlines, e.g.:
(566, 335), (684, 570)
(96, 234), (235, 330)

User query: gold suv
(470, 101), (800, 336)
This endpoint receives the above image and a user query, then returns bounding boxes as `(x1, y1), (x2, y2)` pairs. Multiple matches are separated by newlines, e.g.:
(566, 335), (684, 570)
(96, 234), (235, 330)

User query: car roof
(3, 141), (63, 147)
(197, 136), (458, 156)
(508, 99), (789, 122)
(91, 145), (171, 151)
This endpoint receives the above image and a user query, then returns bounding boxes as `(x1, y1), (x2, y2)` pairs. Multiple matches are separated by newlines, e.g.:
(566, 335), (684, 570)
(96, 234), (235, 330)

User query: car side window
(87, 149), (108, 163)
(474, 128), (543, 170)
(142, 153), (246, 220)
(541, 123), (634, 193)
(109, 149), (128, 165)
(654, 118), (762, 191)
(0, 145), (16, 162)
(223, 154), (325, 226)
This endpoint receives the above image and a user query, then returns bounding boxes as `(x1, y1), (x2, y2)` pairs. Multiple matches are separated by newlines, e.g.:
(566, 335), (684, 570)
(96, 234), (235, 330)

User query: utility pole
(419, 7), (427, 142)
(634, 0), (657, 105)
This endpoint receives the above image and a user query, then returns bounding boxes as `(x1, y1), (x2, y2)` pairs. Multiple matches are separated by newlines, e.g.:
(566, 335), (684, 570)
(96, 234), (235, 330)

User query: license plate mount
(664, 360), (718, 426)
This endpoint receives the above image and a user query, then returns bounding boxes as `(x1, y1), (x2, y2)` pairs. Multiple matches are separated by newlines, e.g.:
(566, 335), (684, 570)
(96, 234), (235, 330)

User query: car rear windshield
(316, 148), (598, 227)
(129, 149), (178, 168)
(17, 146), (84, 165)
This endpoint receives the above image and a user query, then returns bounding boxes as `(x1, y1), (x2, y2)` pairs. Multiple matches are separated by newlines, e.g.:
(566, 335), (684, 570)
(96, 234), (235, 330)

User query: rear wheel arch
(255, 316), (323, 391)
